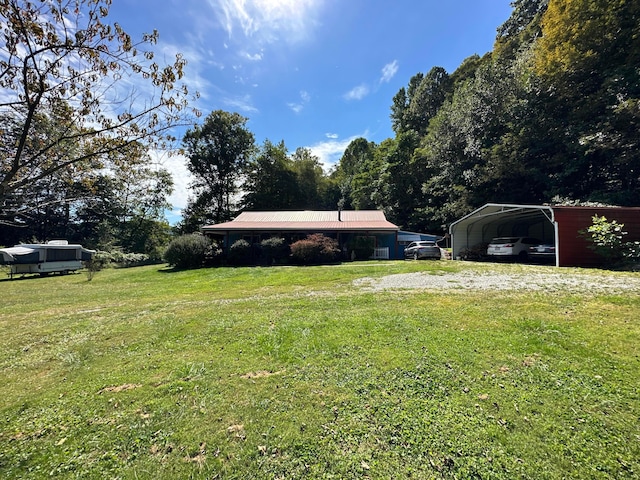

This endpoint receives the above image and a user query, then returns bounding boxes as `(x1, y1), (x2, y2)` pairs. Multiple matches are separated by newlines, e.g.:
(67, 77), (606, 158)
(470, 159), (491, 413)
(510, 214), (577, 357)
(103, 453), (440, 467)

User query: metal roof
(449, 204), (557, 264)
(202, 210), (399, 232)
(449, 203), (640, 267)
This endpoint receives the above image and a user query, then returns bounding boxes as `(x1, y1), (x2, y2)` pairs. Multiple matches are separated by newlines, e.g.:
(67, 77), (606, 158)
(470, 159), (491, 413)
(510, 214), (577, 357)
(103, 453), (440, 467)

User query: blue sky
(108, 0), (514, 221)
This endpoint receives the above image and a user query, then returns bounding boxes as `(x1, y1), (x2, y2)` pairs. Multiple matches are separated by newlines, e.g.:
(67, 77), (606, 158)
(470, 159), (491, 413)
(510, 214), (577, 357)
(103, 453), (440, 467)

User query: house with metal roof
(202, 210), (401, 260)
(449, 203), (640, 267)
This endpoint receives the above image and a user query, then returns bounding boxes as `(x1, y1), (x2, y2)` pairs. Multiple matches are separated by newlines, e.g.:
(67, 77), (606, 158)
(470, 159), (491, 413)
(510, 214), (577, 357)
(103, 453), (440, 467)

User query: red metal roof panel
(202, 210), (398, 232)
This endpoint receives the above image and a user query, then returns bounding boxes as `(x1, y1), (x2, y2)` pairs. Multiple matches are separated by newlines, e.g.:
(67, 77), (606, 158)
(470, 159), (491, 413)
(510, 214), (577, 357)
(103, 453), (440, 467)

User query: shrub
(260, 237), (289, 265)
(203, 243), (223, 266)
(348, 236), (375, 260)
(227, 239), (253, 266)
(163, 234), (210, 269)
(290, 234), (340, 265)
(583, 215), (640, 266)
(459, 242), (489, 261)
(90, 250), (151, 269)
(84, 256), (102, 281)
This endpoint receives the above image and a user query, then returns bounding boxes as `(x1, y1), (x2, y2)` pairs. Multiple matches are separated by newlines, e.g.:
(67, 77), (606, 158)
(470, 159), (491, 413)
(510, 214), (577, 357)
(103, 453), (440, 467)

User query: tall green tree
(366, 0), (640, 233)
(104, 143), (174, 256)
(0, 101), (96, 228)
(290, 147), (326, 209)
(494, 0), (548, 60)
(390, 73), (424, 134)
(533, 0), (640, 204)
(390, 68), (452, 136)
(371, 131), (422, 230)
(182, 110), (255, 227)
(333, 137), (378, 210)
(404, 67), (452, 135)
(417, 60), (524, 228)
(242, 140), (300, 210)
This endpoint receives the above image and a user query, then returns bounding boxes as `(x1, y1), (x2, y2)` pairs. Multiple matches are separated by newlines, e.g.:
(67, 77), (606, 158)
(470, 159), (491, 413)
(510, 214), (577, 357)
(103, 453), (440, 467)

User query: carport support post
(553, 219), (560, 267)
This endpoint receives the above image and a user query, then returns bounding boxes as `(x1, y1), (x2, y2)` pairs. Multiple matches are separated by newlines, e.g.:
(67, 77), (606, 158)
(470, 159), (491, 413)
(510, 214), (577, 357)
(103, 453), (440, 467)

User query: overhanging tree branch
(0, 0), (199, 220)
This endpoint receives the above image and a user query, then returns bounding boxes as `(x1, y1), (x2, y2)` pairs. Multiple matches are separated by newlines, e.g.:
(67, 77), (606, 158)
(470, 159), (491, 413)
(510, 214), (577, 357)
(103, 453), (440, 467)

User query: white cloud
(287, 102), (304, 114)
(339, 60), (399, 105)
(223, 93), (259, 113)
(287, 90), (311, 114)
(242, 51), (264, 61)
(307, 132), (368, 171)
(211, 0), (323, 45)
(380, 60), (399, 83)
(150, 150), (192, 223)
(325, 133), (338, 139)
(343, 84), (369, 101)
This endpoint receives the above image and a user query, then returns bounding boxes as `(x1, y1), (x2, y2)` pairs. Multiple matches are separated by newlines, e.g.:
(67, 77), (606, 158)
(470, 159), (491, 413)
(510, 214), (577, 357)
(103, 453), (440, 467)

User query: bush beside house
(290, 234), (340, 265)
(164, 234), (212, 269)
(347, 236), (375, 260)
(227, 239), (253, 266)
(259, 237), (290, 265)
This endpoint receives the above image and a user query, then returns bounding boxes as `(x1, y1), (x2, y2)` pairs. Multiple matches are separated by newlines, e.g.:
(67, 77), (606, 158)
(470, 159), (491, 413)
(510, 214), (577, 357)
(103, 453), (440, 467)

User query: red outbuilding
(450, 203), (640, 267)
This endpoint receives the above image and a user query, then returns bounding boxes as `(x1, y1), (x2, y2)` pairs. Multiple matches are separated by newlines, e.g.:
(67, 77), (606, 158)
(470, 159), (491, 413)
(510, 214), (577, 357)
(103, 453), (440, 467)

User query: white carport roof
(449, 204), (558, 265)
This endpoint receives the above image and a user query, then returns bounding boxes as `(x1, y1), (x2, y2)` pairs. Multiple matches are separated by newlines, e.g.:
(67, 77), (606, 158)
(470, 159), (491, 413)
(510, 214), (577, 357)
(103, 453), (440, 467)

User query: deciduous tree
(182, 110), (255, 226)
(0, 0), (193, 223)
(290, 147), (326, 209)
(242, 140), (299, 210)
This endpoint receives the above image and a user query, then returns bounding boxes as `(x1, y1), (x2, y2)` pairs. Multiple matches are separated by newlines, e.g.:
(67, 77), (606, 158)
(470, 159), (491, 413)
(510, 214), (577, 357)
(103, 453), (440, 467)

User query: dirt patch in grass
(97, 383), (142, 394)
(240, 370), (284, 379)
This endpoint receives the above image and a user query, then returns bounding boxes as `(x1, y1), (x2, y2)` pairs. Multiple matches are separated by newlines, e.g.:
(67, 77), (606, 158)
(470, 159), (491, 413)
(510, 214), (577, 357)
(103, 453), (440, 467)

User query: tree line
(2, 0), (639, 258)
(178, 0), (640, 236)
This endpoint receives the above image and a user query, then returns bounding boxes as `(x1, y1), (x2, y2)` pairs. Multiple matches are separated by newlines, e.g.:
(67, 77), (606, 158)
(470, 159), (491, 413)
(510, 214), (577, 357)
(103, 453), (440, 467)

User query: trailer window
(46, 248), (76, 261)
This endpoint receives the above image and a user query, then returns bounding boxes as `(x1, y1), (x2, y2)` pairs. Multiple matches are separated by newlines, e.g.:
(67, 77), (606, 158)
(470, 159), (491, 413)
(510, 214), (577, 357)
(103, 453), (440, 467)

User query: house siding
(202, 210), (403, 260)
(223, 231), (400, 259)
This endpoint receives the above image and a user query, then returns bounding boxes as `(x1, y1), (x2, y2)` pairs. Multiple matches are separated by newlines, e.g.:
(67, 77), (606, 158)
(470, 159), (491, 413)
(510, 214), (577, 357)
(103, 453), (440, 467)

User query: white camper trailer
(0, 240), (95, 278)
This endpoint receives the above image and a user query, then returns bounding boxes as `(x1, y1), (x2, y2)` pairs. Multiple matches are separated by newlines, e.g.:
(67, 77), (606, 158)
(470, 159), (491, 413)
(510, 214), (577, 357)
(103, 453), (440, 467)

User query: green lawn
(1, 262), (639, 479)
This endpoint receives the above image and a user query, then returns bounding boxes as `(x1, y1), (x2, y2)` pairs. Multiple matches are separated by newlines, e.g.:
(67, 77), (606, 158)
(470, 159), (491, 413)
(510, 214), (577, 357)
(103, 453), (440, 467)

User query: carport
(450, 203), (640, 267)
(450, 204), (559, 266)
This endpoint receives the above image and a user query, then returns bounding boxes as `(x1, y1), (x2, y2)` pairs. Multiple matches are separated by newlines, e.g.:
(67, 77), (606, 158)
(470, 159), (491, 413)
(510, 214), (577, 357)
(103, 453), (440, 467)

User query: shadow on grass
(157, 265), (220, 273)
(0, 270), (85, 282)
(157, 261), (346, 273)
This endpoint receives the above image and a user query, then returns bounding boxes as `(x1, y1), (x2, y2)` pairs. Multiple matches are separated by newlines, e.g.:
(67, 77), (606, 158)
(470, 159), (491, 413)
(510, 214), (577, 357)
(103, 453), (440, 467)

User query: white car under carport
(487, 236), (541, 260)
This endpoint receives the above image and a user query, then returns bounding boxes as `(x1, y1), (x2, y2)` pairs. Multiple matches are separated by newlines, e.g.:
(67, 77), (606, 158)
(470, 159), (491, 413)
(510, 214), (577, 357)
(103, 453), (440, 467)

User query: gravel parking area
(353, 271), (640, 294)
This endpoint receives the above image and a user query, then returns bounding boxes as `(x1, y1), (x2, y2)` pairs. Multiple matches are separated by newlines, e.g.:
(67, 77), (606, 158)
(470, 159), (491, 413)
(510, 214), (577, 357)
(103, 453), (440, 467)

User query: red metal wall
(553, 207), (640, 267)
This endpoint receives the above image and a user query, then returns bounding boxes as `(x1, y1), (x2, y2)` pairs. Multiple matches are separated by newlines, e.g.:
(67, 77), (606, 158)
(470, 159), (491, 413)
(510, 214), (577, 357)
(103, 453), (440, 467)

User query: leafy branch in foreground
(0, 0), (198, 222)
(583, 214), (640, 263)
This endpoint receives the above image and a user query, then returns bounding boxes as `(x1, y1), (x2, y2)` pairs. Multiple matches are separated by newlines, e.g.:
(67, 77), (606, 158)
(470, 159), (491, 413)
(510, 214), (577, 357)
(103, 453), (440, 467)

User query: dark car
(529, 243), (556, 262)
(404, 241), (441, 260)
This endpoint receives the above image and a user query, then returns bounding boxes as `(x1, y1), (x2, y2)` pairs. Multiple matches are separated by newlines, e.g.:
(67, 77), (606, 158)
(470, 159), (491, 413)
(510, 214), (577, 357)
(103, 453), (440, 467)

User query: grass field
(1, 261), (639, 479)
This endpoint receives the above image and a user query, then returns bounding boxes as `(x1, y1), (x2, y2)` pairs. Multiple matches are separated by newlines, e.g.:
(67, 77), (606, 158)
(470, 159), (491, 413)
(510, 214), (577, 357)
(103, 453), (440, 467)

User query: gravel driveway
(353, 271), (640, 294)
